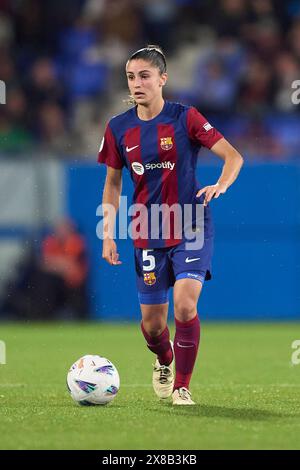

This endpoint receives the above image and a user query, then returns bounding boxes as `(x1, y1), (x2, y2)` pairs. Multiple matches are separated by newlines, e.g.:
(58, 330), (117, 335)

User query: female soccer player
(98, 46), (243, 405)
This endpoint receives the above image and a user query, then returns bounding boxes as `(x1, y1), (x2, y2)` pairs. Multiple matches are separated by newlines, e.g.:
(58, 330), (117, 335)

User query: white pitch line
(1, 383), (300, 388)
(0, 384), (25, 388)
(122, 383), (300, 388)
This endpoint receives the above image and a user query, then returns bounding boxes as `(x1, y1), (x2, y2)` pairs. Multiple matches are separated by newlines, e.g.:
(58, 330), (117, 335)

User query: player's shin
(141, 321), (173, 366)
(173, 315), (200, 390)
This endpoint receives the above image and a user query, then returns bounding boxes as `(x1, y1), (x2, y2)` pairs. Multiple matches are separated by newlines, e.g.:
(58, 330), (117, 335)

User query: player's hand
(196, 182), (228, 206)
(102, 239), (122, 266)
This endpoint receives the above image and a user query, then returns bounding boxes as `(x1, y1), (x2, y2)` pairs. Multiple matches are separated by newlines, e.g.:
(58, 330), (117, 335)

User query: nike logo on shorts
(185, 257), (200, 263)
(176, 342), (194, 349)
(126, 145), (139, 152)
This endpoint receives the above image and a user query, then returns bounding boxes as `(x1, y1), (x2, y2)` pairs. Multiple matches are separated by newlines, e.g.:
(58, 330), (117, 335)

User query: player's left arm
(197, 138), (244, 206)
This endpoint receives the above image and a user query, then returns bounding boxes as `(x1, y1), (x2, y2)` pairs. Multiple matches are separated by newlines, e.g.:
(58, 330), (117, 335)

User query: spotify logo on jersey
(131, 162), (145, 175)
(131, 161), (175, 175)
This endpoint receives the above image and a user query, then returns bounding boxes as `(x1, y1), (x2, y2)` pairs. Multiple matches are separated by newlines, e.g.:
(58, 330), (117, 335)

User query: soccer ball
(67, 354), (120, 406)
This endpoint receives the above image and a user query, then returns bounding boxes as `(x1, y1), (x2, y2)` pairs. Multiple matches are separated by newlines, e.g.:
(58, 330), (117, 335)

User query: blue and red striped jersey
(98, 101), (223, 248)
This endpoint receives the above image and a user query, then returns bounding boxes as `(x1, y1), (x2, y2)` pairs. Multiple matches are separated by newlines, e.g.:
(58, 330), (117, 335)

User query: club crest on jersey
(160, 137), (173, 151)
(143, 272), (156, 286)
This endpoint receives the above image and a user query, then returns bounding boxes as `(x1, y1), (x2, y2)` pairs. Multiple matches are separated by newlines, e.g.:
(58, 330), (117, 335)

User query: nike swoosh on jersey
(185, 257), (201, 263)
(126, 145), (139, 152)
(176, 342), (194, 349)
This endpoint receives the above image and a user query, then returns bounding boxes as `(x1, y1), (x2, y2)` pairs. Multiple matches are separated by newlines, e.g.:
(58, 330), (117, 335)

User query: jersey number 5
(142, 250), (156, 272)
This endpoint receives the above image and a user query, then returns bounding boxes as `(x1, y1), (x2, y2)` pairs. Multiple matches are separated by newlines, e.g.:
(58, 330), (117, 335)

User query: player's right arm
(98, 122), (124, 266)
(102, 166), (122, 266)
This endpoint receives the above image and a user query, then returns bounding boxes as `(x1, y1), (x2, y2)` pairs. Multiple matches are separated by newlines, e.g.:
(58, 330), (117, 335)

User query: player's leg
(170, 234), (213, 405)
(140, 302), (173, 366)
(140, 302), (174, 398)
(135, 247), (174, 398)
(172, 278), (202, 405)
(141, 302), (173, 371)
(136, 246), (173, 366)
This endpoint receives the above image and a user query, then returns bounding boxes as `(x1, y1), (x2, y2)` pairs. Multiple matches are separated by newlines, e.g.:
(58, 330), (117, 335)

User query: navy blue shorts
(134, 237), (213, 305)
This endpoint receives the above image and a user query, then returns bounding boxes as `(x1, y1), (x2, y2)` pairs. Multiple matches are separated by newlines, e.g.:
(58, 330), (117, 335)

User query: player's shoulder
(107, 107), (136, 133)
(168, 101), (208, 116)
(165, 101), (192, 119)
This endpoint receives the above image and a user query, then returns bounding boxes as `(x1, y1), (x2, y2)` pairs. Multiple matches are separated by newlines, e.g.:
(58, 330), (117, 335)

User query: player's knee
(174, 300), (196, 322)
(142, 319), (165, 337)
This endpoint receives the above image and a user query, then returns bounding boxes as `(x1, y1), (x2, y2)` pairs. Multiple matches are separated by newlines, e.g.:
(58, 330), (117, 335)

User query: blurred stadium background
(0, 0), (300, 322)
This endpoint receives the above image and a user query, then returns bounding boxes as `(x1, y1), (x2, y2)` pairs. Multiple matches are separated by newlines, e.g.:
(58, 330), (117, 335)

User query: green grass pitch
(0, 322), (300, 450)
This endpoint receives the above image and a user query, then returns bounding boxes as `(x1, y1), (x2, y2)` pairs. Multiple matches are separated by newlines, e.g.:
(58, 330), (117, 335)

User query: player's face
(126, 59), (167, 105)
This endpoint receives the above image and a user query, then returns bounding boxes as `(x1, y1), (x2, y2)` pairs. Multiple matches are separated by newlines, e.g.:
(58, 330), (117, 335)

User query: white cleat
(172, 387), (195, 405)
(152, 341), (174, 399)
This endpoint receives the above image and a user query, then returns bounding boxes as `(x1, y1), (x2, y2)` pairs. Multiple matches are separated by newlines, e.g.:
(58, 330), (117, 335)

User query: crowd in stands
(0, 0), (300, 160)
(1, 218), (89, 320)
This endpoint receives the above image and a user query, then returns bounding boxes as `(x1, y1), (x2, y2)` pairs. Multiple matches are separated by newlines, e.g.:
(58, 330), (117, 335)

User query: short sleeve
(186, 107), (223, 149)
(98, 123), (124, 169)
